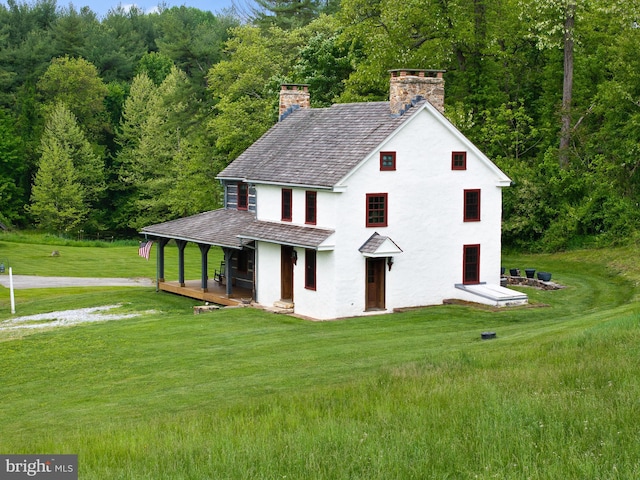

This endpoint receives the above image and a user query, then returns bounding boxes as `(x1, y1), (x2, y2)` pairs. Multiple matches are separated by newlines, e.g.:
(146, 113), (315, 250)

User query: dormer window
(380, 152), (396, 171)
(237, 182), (248, 210)
(452, 151), (467, 170)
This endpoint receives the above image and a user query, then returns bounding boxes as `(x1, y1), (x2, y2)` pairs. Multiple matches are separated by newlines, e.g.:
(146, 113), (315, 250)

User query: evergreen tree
(30, 102), (103, 232)
(251, 0), (321, 29)
(29, 138), (87, 233)
(0, 108), (25, 225)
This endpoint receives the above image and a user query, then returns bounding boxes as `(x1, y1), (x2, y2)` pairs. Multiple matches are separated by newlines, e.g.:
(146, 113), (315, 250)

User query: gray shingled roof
(218, 101), (425, 188)
(141, 209), (334, 249)
(238, 220), (333, 249)
(358, 232), (402, 255)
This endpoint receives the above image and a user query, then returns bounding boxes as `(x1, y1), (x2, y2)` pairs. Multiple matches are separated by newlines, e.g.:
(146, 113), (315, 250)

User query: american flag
(138, 240), (153, 260)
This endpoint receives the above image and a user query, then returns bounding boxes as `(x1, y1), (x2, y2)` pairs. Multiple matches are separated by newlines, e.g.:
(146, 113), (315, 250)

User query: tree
(115, 68), (210, 230)
(30, 102), (104, 231)
(29, 118), (88, 233)
(37, 56), (109, 138)
(249, 0), (322, 29)
(0, 108), (25, 225)
(559, 0), (575, 167)
(136, 52), (174, 86)
(50, 6), (97, 57)
(207, 25), (306, 161)
(42, 102), (105, 205)
(292, 15), (353, 106)
(155, 7), (238, 89)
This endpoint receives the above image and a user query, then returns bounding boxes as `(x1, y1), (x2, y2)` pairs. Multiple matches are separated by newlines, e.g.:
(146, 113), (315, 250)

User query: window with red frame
(282, 188), (292, 221)
(366, 193), (388, 227)
(237, 182), (248, 210)
(463, 244), (480, 284)
(380, 151), (396, 171)
(452, 151), (467, 170)
(305, 249), (316, 290)
(305, 191), (317, 225)
(464, 189), (481, 222)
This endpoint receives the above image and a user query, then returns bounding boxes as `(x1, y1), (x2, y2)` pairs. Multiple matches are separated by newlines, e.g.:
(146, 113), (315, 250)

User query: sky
(88, 0), (235, 17)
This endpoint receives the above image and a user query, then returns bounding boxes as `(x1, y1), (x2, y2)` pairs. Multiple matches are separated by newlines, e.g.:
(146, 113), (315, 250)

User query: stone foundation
(504, 276), (563, 290)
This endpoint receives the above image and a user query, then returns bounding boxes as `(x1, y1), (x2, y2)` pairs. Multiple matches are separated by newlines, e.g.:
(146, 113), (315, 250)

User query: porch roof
(238, 221), (334, 249)
(359, 232), (403, 257)
(141, 209), (334, 250)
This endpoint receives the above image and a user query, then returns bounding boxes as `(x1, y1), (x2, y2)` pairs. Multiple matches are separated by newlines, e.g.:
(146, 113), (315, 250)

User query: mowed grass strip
(0, 233), (222, 279)
(0, 238), (639, 478)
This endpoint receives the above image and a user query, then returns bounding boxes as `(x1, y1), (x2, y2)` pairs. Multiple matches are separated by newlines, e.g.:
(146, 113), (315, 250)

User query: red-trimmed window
(366, 193), (388, 227)
(237, 182), (248, 210)
(305, 191), (317, 225)
(452, 151), (467, 170)
(463, 244), (480, 284)
(282, 188), (292, 221)
(305, 249), (317, 290)
(464, 189), (481, 222)
(380, 151), (396, 171)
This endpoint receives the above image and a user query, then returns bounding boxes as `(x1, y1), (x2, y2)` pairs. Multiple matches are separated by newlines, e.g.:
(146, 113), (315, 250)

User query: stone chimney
(279, 84), (310, 120)
(389, 69), (445, 115)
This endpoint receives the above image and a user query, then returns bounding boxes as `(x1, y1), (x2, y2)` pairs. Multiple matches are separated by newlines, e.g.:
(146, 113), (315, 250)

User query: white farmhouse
(142, 69), (527, 320)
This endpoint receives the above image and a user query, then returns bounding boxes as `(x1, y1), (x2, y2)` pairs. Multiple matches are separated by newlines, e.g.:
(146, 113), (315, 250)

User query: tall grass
(0, 238), (639, 478)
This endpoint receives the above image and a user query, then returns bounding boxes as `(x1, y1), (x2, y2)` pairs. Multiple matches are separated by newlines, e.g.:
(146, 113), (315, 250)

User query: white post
(9, 267), (15, 314)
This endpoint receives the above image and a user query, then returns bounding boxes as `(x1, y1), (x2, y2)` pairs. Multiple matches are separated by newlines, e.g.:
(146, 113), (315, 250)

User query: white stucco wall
(329, 107), (507, 317)
(253, 106), (509, 319)
(255, 184), (336, 227)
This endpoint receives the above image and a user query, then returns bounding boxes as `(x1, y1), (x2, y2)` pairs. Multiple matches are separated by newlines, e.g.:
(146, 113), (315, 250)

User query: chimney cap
(389, 69), (446, 78)
(280, 84), (310, 91)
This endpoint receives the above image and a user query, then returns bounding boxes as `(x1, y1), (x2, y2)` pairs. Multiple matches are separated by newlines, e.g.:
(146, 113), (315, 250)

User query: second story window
(366, 193), (388, 227)
(282, 189), (292, 221)
(452, 151), (467, 170)
(464, 189), (481, 222)
(380, 151), (396, 171)
(237, 182), (248, 211)
(305, 191), (317, 225)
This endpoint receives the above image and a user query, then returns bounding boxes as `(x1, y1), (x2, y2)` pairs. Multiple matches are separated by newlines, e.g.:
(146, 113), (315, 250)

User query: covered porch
(158, 279), (253, 306)
(141, 208), (335, 309)
(142, 210), (258, 306)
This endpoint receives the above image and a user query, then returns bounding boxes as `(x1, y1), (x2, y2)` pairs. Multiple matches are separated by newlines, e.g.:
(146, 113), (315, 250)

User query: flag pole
(9, 267), (15, 314)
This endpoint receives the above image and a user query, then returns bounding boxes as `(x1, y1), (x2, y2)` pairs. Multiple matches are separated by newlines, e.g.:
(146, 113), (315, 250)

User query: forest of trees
(1, 0), (639, 251)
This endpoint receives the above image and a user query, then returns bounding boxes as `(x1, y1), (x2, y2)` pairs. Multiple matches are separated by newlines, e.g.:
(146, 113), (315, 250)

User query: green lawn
(1, 234), (639, 478)
(0, 232), (223, 279)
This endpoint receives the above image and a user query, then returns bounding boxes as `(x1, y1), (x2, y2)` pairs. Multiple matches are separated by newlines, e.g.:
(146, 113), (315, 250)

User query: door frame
(365, 257), (386, 311)
(281, 245), (294, 301)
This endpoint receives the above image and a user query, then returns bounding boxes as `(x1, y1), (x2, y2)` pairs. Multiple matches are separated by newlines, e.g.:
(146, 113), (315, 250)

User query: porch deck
(158, 280), (253, 307)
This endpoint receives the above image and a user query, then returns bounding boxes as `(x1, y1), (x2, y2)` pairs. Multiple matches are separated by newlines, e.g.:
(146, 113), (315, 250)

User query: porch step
(193, 304), (221, 315)
(267, 300), (294, 314)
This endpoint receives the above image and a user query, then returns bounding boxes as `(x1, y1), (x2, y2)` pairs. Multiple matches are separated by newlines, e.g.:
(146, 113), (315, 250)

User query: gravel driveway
(0, 275), (154, 289)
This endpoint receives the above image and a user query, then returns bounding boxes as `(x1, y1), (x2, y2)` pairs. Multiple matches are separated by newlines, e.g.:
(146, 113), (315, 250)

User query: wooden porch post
(157, 238), (169, 283)
(224, 248), (233, 297)
(176, 240), (187, 287)
(198, 243), (211, 291)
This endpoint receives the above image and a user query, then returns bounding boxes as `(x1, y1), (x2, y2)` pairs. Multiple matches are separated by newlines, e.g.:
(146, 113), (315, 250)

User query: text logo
(0, 455), (77, 479)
